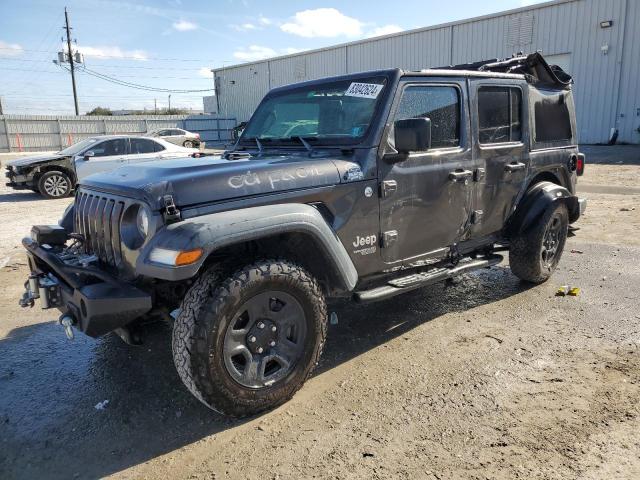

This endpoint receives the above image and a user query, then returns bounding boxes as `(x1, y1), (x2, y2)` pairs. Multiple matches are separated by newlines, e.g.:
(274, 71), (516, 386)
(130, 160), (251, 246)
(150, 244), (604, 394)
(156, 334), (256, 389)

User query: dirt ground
(1, 147), (639, 479)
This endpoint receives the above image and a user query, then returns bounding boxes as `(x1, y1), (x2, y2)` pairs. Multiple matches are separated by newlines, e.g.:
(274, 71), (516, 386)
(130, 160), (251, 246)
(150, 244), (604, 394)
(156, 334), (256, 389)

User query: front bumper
(21, 237), (152, 337)
(5, 169), (34, 189)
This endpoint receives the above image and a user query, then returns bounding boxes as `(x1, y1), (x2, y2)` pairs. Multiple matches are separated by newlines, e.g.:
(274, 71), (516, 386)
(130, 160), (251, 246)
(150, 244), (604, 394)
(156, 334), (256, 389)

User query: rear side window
(533, 92), (572, 142)
(130, 138), (163, 154)
(478, 86), (522, 144)
(394, 85), (460, 149)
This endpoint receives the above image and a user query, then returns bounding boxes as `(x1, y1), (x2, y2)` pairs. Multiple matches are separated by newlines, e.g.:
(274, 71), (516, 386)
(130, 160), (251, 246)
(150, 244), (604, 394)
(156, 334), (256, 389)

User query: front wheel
(172, 260), (327, 417)
(509, 202), (569, 283)
(38, 170), (73, 199)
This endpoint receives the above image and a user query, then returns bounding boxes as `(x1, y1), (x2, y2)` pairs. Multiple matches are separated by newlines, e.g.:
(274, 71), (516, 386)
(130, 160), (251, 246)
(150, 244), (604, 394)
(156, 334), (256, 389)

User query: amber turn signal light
(175, 248), (203, 266)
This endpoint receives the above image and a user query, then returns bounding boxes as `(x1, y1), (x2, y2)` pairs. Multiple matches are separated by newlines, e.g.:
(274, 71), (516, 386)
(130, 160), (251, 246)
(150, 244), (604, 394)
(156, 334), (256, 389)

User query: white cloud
(233, 45), (278, 61)
(77, 45), (148, 61)
(233, 45), (304, 62)
(0, 40), (24, 57)
(281, 8), (363, 38)
(232, 22), (257, 31)
(366, 24), (404, 38)
(258, 16), (272, 26)
(172, 19), (198, 31)
(198, 67), (213, 78)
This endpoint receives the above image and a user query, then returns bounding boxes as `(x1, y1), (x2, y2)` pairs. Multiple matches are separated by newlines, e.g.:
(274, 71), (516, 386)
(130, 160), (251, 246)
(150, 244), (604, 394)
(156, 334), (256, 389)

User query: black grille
(75, 190), (125, 267)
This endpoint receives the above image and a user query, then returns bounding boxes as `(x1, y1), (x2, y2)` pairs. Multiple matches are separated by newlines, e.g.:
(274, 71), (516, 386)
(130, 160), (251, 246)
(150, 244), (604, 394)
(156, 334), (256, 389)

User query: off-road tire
(509, 201), (569, 283)
(38, 170), (73, 199)
(172, 259), (327, 417)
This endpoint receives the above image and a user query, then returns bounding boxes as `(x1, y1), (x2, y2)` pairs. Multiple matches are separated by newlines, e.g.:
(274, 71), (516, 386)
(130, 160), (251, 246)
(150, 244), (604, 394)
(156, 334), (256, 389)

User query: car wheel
(38, 170), (73, 199)
(183, 140), (194, 148)
(172, 259), (327, 417)
(509, 201), (569, 283)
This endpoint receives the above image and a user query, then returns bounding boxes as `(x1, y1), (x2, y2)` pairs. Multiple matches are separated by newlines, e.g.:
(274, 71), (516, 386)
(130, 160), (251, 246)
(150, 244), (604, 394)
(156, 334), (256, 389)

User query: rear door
(378, 78), (475, 264)
(74, 138), (129, 180)
(469, 81), (529, 238)
(127, 138), (165, 165)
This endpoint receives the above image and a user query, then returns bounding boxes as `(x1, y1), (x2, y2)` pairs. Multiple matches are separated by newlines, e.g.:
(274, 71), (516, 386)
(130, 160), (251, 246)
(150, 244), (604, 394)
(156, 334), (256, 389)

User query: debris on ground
(94, 400), (109, 410)
(556, 285), (570, 296)
(567, 287), (580, 296)
(570, 249), (584, 254)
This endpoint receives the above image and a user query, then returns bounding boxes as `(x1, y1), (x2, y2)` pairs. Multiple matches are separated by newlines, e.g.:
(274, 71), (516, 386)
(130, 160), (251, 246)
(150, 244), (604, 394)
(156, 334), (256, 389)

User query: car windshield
(240, 76), (387, 146)
(57, 137), (101, 155)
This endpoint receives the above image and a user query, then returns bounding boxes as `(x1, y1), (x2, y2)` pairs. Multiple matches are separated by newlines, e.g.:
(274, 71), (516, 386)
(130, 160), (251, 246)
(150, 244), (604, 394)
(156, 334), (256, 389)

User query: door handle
(505, 162), (526, 172)
(448, 169), (473, 182)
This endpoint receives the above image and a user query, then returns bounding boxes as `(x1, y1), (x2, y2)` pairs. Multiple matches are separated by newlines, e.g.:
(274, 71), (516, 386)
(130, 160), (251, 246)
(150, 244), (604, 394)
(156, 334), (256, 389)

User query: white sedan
(74, 135), (198, 181)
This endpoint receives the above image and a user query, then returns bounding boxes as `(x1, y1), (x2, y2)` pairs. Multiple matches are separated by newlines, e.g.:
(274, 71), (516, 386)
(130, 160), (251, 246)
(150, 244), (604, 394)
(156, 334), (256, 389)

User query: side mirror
(394, 117), (432, 154)
(83, 150), (95, 160)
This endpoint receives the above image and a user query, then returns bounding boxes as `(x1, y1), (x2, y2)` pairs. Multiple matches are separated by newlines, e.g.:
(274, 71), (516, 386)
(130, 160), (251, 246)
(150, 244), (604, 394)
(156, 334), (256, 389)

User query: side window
(130, 138), (160, 154)
(477, 86), (522, 144)
(169, 129), (182, 135)
(152, 140), (165, 152)
(91, 139), (128, 157)
(394, 85), (460, 149)
(157, 130), (169, 136)
(533, 91), (572, 142)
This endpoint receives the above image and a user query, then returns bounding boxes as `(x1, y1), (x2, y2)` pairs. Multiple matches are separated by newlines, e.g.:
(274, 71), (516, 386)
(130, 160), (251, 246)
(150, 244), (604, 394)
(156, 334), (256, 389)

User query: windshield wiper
(291, 136), (316, 157)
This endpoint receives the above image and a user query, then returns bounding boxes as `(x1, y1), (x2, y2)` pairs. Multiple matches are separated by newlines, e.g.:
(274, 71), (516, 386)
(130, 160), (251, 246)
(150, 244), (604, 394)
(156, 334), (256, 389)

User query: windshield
(241, 76), (387, 146)
(58, 137), (101, 155)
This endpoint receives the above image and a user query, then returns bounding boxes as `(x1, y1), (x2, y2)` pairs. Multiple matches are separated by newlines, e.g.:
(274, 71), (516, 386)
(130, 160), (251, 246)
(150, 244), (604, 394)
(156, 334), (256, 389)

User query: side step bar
(353, 254), (503, 303)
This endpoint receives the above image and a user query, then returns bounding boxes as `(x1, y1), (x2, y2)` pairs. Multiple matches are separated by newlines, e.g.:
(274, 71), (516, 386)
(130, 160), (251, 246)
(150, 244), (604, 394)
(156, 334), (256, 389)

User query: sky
(0, 0), (546, 115)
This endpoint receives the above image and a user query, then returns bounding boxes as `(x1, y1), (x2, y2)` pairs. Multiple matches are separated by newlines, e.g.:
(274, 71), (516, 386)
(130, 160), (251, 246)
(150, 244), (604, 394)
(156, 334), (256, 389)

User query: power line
(0, 46), (219, 63)
(63, 64), (214, 93)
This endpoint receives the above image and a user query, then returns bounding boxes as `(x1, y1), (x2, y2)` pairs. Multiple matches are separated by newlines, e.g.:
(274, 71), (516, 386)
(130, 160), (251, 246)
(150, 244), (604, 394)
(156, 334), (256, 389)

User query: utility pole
(64, 7), (79, 115)
(154, 98), (157, 114)
(168, 94), (171, 114)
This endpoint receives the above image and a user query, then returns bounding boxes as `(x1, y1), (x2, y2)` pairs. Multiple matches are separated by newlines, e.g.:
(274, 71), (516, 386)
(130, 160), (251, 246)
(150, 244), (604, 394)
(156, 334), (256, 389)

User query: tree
(86, 107), (113, 116)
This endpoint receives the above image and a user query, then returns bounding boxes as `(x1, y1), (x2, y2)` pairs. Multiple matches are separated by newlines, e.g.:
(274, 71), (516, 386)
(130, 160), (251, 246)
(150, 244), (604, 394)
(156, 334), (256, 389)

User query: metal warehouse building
(211, 0), (640, 144)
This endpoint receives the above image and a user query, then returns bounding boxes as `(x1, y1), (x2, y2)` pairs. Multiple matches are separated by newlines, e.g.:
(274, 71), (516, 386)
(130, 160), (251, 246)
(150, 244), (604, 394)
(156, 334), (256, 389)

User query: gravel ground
(1, 147), (639, 479)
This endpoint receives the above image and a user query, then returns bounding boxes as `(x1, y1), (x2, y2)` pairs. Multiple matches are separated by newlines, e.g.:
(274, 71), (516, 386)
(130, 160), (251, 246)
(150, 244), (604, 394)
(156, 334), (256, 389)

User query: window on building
(478, 86), (522, 144)
(534, 91), (572, 142)
(394, 85), (460, 149)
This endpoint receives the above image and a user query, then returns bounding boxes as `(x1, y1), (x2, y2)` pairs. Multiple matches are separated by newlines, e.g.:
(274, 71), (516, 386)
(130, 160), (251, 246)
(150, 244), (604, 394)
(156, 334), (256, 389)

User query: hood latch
(162, 195), (181, 223)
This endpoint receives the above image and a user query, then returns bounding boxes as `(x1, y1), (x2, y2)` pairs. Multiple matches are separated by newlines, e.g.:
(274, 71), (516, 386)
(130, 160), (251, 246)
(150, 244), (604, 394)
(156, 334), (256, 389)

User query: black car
(19, 53), (586, 417)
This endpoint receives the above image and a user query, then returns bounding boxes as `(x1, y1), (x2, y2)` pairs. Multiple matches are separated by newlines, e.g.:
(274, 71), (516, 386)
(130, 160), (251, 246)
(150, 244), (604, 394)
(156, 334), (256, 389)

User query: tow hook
(59, 314), (75, 340)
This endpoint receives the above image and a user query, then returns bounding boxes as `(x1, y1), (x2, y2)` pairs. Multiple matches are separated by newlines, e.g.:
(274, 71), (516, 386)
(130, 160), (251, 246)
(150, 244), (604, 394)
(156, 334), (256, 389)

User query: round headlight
(136, 206), (150, 238)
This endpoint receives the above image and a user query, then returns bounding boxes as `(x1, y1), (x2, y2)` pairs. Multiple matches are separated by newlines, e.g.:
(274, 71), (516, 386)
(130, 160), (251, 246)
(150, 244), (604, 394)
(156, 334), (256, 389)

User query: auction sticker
(344, 82), (384, 99)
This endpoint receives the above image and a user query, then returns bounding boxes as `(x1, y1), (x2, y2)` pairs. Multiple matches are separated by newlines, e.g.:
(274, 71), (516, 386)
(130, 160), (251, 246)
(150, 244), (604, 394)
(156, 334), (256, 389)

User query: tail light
(195, 133), (200, 139)
(576, 153), (585, 176)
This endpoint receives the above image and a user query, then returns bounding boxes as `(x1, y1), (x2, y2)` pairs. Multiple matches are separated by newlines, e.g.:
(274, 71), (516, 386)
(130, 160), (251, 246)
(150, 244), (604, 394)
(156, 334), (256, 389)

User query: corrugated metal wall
(213, 0), (640, 144)
(0, 115), (236, 152)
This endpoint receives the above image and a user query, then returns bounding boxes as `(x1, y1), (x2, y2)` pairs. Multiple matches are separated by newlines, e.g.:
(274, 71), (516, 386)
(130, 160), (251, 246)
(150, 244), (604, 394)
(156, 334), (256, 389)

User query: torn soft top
(439, 52), (572, 89)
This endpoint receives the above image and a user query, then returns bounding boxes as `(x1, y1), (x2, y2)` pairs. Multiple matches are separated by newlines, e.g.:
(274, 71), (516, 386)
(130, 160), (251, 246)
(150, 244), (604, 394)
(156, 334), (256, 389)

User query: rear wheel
(172, 259), (327, 417)
(183, 140), (194, 148)
(509, 202), (569, 283)
(38, 170), (72, 199)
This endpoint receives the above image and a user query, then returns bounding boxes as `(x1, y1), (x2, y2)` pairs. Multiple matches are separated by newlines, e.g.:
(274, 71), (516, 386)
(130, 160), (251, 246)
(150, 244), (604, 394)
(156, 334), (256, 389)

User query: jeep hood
(80, 154), (362, 209)
(6, 153), (68, 168)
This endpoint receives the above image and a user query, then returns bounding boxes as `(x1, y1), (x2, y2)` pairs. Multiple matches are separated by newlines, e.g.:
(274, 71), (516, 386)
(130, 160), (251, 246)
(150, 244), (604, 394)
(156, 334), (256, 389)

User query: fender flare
(136, 203), (359, 291)
(508, 181), (579, 236)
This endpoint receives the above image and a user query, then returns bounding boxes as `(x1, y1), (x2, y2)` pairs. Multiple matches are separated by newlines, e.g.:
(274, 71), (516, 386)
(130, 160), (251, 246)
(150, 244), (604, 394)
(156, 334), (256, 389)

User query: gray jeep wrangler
(19, 53), (586, 417)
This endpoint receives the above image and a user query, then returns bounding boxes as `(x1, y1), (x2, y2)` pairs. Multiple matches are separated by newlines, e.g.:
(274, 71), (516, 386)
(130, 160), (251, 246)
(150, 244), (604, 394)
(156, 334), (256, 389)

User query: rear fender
(136, 203), (358, 292)
(508, 181), (579, 236)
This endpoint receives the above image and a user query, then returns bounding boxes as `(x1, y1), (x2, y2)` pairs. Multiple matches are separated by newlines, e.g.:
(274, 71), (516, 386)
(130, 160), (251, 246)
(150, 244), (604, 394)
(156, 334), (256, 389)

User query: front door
(379, 80), (475, 264)
(469, 81), (529, 238)
(74, 138), (129, 180)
